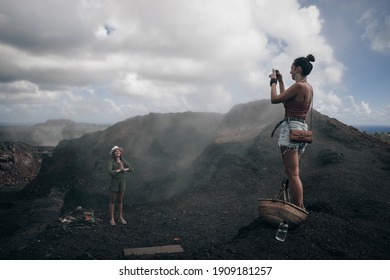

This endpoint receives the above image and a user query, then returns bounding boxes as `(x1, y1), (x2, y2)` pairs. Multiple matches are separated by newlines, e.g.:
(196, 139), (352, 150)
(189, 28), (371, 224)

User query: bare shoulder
(290, 82), (306, 95)
(295, 82), (307, 90)
(292, 82), (309, 102)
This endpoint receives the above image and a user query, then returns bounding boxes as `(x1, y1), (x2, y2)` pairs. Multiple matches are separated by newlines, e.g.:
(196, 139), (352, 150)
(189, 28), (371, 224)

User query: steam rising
(22, 100), (284, 203)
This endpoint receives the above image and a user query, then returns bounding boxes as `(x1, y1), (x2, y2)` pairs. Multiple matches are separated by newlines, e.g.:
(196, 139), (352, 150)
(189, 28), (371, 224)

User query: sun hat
(110, 145), (123, 155)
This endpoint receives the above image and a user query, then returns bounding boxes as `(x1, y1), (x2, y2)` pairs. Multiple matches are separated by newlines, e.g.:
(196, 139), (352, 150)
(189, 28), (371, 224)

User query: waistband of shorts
(271, 117), (306, 138)
(285, 117), (306, 123)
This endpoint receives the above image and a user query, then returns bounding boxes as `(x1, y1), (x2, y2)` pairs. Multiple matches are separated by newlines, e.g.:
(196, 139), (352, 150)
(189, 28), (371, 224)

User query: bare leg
(109, 192), (117, 223)
(282, 149), (304, 208)
(117, 191), (125, 221)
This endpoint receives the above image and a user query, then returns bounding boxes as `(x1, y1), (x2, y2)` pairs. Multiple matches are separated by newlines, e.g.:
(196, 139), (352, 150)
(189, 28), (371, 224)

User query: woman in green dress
(108, 146), (133, 226)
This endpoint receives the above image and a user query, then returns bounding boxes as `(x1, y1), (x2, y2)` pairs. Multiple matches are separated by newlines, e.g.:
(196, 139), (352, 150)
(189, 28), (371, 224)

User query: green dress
(108, 159), (133, 192)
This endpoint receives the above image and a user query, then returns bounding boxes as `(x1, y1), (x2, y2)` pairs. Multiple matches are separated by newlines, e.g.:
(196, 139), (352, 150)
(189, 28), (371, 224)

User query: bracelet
(270, 78), (277, 86)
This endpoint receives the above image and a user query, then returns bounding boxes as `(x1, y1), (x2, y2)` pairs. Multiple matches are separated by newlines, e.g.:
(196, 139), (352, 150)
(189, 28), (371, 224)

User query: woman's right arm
(107, 161), (118, 175)
(276, 70), (285, 93)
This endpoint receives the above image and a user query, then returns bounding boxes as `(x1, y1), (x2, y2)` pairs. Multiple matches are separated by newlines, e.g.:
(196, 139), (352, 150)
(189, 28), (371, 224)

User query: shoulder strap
(303, 83), (314, 131)
(309, 85), (313, 131)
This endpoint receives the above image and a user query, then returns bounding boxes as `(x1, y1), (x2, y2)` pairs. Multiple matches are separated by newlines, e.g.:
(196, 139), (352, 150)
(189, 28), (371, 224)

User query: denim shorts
(278, 120), (308, 155)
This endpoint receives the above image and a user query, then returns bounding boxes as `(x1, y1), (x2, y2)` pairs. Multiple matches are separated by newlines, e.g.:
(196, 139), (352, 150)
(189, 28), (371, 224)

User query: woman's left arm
(122, 159), (134, 172)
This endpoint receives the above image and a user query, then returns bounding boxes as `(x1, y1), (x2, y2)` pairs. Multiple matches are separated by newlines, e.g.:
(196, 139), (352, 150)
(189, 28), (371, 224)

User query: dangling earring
(294, 73), (301, 81)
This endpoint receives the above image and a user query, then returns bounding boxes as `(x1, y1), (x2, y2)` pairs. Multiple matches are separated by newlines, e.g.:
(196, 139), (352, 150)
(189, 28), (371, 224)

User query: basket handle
(274, 177), (290, 202)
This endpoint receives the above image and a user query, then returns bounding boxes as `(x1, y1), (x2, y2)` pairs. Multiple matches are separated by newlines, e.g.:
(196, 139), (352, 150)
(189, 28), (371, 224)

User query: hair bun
(306, 54), (315, 62)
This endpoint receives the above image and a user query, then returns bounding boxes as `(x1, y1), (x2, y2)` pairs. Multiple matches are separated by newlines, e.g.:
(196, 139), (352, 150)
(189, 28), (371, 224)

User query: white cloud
(186, 85), (234, 113)
(323, 65), (344, 84)
(0, 0), (365, 125)
(0, 81), (62, 103)
(313, 89), (342, 115)
(331, 96), (390, 125)
(345, 96), (373, 116)
(358, 9), (390, 54)
(361, 101), (372, 115)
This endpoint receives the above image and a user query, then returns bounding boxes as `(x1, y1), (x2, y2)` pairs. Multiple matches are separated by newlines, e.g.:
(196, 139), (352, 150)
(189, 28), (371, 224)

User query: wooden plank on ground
(123, 244), (184, 256)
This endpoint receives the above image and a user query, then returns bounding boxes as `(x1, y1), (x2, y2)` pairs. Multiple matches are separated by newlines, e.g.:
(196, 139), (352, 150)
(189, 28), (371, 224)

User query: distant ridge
(23, 98), (389, 203)
(0, 119), (109, 146)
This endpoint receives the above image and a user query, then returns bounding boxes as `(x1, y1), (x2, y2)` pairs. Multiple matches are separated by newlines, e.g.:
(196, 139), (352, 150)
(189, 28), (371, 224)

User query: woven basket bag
(258, 177), (309, 229)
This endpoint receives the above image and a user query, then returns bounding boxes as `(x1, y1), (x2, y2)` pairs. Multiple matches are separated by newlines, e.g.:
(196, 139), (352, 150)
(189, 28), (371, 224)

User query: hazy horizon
(1, 114), (389, 134)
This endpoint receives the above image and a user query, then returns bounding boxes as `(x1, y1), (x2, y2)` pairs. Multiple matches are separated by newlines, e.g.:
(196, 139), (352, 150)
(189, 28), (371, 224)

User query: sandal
(110, 219), (116, 226)
(118, 218), (127, 225)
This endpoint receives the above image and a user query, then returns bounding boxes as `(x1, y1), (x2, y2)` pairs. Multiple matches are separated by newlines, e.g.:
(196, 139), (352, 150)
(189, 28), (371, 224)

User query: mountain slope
(2, 99), (389, 260)
(23, 111), (225, 202)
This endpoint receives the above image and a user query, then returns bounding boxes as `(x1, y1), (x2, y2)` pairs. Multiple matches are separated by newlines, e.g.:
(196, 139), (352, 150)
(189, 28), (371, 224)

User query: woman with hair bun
(269, 54), (315, 209)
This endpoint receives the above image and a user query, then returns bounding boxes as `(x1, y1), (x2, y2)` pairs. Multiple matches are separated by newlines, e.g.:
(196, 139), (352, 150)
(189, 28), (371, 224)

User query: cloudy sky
(0, 0), (389, 125)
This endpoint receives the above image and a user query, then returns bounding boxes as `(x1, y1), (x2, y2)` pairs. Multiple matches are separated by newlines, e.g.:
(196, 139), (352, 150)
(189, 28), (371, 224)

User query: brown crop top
(283, 83), (312, 119)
